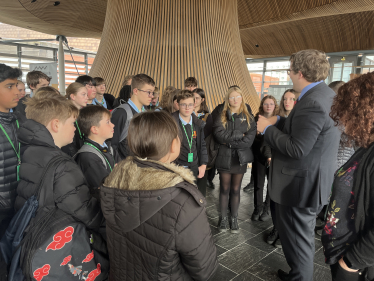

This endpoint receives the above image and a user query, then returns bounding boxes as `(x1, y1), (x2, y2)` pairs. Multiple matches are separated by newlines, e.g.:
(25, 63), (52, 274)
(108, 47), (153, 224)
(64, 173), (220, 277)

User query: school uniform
(172, 112), (208, 186)
(75, 138), (119, 199)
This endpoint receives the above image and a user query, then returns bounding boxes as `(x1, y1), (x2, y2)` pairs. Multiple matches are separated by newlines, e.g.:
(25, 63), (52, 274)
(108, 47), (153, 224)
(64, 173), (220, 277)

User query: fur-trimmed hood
(101, 157), (206, 233)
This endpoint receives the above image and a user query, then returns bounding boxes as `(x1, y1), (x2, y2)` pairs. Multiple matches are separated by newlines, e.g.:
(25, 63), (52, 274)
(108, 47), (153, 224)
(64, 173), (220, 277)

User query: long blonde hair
(220, 87), (253, 129)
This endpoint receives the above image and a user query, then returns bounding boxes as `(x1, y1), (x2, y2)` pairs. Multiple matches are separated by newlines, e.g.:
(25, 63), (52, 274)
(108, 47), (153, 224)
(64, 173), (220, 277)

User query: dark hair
(26, 70), (50, 88)
(328, 81), (345, 94)
(278, 89), (296, 117)
(131, 74), (155, 93)
(177, 90), (194, 103)
(228, 85), (240, 90)
(184, 77), (198, 88)
(330, 72), (374, 148)
(0, 64), (22, 84)
(77, 105), (111, 137)
(289, 49), (330, 82)
(128, 111), (180, 161)
(94, 77), (106, 86)
(192, 88), (209, 114)
(76, 75), (96, 86)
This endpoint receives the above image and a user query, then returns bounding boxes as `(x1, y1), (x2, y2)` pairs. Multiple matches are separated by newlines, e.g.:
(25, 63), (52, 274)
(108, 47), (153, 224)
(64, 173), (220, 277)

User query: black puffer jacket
(0, 112), (20, 223)
(213, 106), (256, 171)
(101, 157), (219, 281)
(15, 119), (103, 229)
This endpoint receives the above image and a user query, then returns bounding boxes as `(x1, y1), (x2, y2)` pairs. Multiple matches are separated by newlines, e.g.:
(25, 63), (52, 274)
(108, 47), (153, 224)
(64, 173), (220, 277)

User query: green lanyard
(232, 115), (235, 122)
(75, 121), (83, 140)
(84, 142), (113, 171)
(182, 123), (193, 153)
(0, 120), (21, 180)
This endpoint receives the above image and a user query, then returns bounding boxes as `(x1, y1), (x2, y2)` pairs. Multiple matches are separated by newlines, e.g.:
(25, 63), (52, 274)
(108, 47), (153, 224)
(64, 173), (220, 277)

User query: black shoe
(259, 205), (271, 221)
(218, 216), (229, 232)
(230, 216), (239, 234)
(275, 238), (282, 249)
(251, 206), (261, 221)
(277, 269), (290, 280)
(208, 180), (215, 189)
(243, 181), (254, 191)
(267, 227), (279, 244)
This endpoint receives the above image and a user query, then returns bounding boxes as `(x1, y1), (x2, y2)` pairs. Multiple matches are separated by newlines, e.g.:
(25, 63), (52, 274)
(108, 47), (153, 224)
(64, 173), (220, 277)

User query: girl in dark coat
(251, 95), (279, 222)
(322, 72), (374, 281)
(213, 87), (256, 233)
(101, 111), (218, 281)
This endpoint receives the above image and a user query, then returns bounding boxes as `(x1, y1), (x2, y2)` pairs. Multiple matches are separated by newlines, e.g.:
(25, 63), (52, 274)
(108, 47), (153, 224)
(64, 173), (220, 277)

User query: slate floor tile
(213, 264), (238, 281)
(210, 224), (221, 236)
(231, 271), (264, 281)
(239, 219), (273, 235)
(247, 252), (291, 281)
(314, 247), (329, 269)
(206, 205), (220, 218)
(215, 229), (255, 249)
(218, 243), (267, 274)
(245, 229), (277, 253)
(216, 245), (228, 256)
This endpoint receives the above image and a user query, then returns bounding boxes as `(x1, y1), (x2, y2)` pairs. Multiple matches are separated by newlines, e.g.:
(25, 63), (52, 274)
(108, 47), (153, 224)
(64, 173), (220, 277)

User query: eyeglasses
(229, 95), (242, 100)
(137, 89), (154, 97)
(179, 103), (195, 109)
(287, 69), (293, 75)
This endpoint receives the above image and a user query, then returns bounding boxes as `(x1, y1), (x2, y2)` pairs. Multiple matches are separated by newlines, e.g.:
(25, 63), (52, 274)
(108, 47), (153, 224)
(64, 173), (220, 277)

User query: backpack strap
(74, 144), (107, 168)
(111, 103), (134, 143)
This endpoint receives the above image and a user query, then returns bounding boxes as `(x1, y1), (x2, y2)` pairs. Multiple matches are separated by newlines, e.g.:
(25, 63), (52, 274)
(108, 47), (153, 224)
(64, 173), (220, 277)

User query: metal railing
(0, 40), (96, 93)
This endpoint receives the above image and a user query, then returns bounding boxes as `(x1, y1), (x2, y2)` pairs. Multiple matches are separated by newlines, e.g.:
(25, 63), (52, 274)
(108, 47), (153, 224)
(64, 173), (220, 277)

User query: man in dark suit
(257, 49), (340, 281)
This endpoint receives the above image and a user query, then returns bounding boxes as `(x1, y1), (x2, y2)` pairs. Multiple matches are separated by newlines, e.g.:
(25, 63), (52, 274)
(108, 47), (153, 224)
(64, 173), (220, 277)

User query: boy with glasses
(111, 74), (155, 159)
(172, 90), (208, 184)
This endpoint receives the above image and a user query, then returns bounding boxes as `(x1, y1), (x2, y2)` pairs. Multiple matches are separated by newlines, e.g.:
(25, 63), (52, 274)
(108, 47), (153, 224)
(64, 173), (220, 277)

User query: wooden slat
(89, 0), (260, 112)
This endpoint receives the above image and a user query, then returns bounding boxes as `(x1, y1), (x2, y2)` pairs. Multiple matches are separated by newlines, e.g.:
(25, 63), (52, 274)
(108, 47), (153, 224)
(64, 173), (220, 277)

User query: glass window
(342, 62), (353, 82)
(266, 61), (290, 70)
(247, 63), (264, 71)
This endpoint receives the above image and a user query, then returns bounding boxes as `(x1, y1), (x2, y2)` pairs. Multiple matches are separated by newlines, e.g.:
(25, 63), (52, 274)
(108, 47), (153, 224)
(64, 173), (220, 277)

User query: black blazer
(264, 82), (340, 208)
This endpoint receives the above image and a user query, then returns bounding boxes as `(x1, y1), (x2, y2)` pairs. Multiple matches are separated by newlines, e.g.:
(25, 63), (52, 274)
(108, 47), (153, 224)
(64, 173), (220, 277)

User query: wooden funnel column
(90, 0), (260, 111)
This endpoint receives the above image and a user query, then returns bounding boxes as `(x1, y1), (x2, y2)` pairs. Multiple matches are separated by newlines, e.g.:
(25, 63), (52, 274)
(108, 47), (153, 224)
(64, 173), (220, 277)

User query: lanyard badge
(0, 120), (21, 180)
(182, 123), (194, 163)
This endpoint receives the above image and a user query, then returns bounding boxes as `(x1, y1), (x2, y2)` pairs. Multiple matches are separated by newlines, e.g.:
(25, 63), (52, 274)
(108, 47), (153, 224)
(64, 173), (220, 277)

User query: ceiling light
(358, 53), (363, 57)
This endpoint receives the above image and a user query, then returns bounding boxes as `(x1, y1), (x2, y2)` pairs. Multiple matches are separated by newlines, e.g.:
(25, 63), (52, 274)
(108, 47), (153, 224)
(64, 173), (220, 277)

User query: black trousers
(188, 165), (207, 197)
(273, 202), (323, 281)
(252, 160), (270, 208)
(330, 263), (365, 281)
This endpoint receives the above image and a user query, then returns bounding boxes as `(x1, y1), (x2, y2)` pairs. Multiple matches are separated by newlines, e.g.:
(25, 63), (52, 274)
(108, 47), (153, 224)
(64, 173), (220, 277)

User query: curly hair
(158, 86), (176, 111)
(256, 95), (279, 117)
(330, 72), (374, 148)
(290, 49), (330, 82)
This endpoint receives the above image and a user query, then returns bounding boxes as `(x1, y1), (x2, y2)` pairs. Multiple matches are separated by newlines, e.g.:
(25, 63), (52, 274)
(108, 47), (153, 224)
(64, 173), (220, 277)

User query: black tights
(219, 172), (244, 217)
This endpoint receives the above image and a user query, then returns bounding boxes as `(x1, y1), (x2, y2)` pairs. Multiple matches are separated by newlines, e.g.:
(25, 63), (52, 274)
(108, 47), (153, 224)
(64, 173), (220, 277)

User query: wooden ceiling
(0, 0), (373, 58)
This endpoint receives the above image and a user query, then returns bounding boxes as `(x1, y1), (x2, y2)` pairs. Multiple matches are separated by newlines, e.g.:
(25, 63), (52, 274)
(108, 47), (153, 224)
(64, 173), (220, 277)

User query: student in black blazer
(257, 49), (341, 281)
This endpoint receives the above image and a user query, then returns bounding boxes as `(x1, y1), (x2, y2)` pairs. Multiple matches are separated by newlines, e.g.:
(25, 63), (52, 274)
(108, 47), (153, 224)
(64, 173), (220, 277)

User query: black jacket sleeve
(204, 114), (213, 138)
(345, 170), (374, 270)
(175, 198), (219, 281)
(228, 118), (257, 149)
(198, 127), (208, 166)
(111, 109), (128, 159)
(53, 160), (103, 229)
(265, 100), (327, 160)
(76, 152), (110, 190)
(213, 118), (244, 144)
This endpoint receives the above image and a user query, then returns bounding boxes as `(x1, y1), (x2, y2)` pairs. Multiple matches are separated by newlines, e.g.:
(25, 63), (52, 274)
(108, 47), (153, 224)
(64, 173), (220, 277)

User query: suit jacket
(264, 82), (340, 208)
